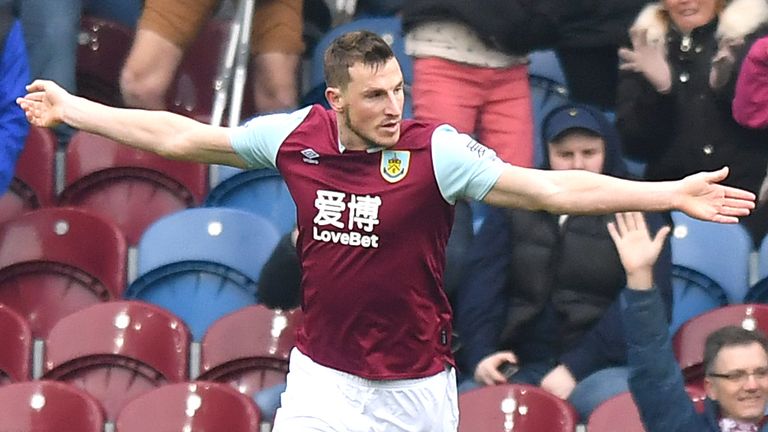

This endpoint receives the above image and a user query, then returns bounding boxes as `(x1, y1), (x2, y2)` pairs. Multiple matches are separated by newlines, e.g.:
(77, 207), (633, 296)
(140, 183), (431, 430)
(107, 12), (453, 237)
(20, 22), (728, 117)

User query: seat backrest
(0, 126), (57, 224)
(59, 131), (208, 245)
(77, 15), (134, 107)
(670, 211), (752, 303)
(527, 50), (567, 86)
(0, 380), (105, 432)
(206, 167), (296, 236)
(43, 301), (190, 419)
(0, 304), (31, 384)
(115, 381), (260, 432)
(669, 267), (728, 334)
(0, 207), (127, 337)
(587, 391), (646, 432)
(310, 16), (411, 90)
(588, 387), (706, 432)
(672, 304), (768, 382)
(529, 75), (571, 168)
(458, 383), (577, 432)
(752, 234), (768, 293)
(127, 208), (280, 339)
(199, 305), (301, 393)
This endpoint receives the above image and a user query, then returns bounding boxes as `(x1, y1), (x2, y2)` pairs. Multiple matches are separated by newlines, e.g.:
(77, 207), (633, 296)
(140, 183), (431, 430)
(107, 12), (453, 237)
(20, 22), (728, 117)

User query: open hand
(619, 28), (672, 93)
(677, 167), (755, 223)
(15, 80), (71, 128)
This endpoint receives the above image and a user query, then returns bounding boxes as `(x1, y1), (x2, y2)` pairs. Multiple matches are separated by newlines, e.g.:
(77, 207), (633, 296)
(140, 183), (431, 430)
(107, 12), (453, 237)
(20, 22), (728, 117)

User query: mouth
(380, 120), (401, 133)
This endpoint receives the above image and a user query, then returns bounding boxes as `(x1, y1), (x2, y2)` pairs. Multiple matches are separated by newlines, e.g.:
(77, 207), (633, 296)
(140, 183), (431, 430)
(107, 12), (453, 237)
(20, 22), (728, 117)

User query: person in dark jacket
(616, 0), (768, 244)
(454, 103), (673, 420)
(612, 211), (768, 432)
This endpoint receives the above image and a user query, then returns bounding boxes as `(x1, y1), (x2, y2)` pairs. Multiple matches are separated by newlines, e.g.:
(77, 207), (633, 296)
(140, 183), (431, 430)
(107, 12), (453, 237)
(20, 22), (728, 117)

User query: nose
(384, 90), (402, 117)
(743, 373), (761, 390)
(571, 155), (587, 170)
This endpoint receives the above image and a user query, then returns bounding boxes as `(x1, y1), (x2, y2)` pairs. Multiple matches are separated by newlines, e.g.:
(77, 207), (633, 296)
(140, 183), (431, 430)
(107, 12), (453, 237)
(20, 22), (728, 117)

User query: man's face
(547, 133), (606, 173)
(328, 58), (404, 150)
(706, 342), (768, 423)
(663, 0), (719, 33)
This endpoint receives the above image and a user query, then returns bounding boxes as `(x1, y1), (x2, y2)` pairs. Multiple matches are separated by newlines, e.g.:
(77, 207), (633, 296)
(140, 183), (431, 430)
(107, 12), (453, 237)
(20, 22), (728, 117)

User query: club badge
(380, 150), (410, 183)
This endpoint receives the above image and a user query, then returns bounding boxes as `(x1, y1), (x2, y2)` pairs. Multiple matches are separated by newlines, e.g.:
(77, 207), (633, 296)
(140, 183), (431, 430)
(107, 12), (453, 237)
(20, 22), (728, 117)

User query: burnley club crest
(380, 150), (410, 183)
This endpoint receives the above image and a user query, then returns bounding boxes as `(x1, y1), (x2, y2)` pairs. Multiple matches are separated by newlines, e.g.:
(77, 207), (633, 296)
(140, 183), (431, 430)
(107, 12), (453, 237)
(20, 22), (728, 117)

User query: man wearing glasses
(609, 212), (768, 432)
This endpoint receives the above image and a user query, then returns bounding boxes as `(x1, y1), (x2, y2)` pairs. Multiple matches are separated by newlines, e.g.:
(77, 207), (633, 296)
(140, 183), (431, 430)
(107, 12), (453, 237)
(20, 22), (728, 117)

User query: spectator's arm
(454, 206), (511, 374)
(559, 211), (674, 379)
(733, 36), (768, 129)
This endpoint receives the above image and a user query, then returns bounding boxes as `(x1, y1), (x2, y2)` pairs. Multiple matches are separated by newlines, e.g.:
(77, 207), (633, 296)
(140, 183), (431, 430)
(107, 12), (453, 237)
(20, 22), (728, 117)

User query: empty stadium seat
(670, 211), (752, 304)
(0, 304), (31, 384)
(458, 383), (578, 432)
(0, 126), (56, 225)
(77, 15), (134, 107)
(58, 131), (208, 245)
(126, 207), (281, 339)
(43, 301), (190, 420)
(0, 207), (126, 337)
(528, 51), (571, 168)
(669, 267), (728, 334)
(199, 305), (301, 395)
(672, 304), (768, 384)
(0, 381), (105, 432)
(205, 167), (296, 236)
(115, 381), (260, 432)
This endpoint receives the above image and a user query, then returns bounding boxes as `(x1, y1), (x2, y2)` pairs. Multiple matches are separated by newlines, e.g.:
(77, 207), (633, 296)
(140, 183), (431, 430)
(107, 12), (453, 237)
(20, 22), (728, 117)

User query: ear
(325, 87), (345, 113)
(704, 377), (719, 401)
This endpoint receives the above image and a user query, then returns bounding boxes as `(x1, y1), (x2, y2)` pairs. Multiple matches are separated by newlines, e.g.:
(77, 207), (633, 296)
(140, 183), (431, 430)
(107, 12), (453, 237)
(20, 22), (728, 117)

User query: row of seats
(459, 303), (768, 431)
(0, 300), (300, 421)
(0, 380), (261, 431)
(0, 206), (285, 339)
(2, 126), (295, 246)
(0, 299), (757, 430)
(458, 381), (703, 432)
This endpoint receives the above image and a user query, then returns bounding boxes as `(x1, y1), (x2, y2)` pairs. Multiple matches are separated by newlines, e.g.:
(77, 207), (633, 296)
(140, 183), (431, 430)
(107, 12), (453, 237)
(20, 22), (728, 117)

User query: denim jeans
(568, 366), (629, 420)
(15, 0), (140, 144)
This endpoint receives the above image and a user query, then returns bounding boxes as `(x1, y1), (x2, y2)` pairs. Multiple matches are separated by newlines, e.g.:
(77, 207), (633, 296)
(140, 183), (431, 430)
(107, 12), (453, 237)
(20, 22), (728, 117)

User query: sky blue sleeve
(227, 106), (312, 169)
(431, 125), (508, 204)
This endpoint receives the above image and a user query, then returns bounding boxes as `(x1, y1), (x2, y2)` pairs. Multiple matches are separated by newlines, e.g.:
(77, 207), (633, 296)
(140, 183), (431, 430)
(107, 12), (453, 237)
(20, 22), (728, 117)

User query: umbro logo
(301, 148), (320, 165)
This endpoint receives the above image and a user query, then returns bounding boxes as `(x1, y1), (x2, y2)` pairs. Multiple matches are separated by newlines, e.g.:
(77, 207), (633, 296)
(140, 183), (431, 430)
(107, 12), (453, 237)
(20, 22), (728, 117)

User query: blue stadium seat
(668, 267), (728, 334)
(205, 168), (296, 236)
(750, 234), (768, 297)
(303, 16), (413, 118)
(670, 211), (752, 304)
(126, 208), (281, 339)
(528, 51), (571, 168)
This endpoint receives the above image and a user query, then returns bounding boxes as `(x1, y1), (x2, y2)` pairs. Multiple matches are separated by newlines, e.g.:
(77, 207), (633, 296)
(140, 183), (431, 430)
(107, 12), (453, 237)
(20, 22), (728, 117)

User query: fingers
(652, 225), (671, 249)
(721, 185), (757, 204)
(25, 79), (50, 93)
(629, 28), (648, 49)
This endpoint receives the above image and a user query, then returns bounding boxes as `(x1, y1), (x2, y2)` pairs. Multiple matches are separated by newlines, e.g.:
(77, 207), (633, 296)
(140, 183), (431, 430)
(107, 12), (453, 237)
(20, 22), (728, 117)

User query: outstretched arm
(483, 164), (755, 224)
(16, 79), (247, 167)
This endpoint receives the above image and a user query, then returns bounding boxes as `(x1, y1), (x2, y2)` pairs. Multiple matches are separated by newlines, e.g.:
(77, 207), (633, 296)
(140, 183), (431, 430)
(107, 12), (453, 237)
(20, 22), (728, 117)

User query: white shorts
(272, 348), (459, 432)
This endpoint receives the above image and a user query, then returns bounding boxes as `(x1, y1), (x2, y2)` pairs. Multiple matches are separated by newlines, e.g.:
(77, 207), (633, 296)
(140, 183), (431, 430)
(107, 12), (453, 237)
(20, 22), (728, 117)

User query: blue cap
(543, 106), (604, 144)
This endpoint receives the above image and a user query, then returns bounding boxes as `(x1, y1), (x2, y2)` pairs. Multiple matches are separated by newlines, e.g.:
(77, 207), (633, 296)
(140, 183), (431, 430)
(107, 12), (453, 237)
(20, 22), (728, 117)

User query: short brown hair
(704, 325), (768, 374)
(323, 30), (395, 89)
